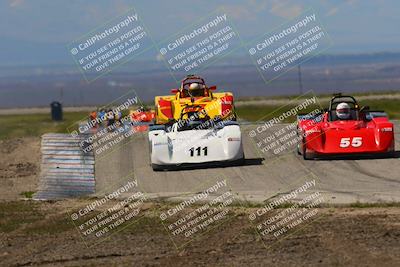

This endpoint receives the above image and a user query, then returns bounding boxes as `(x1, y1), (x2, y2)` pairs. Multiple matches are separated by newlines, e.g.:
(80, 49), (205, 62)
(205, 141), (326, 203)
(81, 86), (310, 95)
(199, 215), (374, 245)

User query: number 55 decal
(340, 137), (362, 148)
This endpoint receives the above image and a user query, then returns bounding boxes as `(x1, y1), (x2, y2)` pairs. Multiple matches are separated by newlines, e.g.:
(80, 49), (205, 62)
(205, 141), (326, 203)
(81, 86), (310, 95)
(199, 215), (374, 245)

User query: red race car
(130, 106), (155, 123)
(130, 106), (155, 132)
(297, 94), (395, 159)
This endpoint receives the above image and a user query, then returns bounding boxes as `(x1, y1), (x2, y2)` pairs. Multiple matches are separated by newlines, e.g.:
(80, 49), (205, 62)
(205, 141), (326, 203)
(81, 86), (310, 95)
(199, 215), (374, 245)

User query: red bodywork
(130, 109), (155, 132)
(298, 95), (395, 158)
(131, 110), (155, 123)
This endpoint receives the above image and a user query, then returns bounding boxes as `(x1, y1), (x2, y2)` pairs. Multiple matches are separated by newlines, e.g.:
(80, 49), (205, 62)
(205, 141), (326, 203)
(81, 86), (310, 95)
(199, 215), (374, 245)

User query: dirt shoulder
(0, 137), (40, 200)
(0, 137), (399, 266)
(0, 200), (399, 267)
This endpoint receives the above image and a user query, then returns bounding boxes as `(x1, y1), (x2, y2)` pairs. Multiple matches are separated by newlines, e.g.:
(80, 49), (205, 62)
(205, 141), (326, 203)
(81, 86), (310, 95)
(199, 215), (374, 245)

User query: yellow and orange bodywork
(155, 92), (235, 124)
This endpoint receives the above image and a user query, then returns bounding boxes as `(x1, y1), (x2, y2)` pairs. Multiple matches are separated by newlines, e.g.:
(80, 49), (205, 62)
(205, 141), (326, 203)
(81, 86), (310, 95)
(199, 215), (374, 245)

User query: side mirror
(171, 88), (179, 94)
(209, 85), (217, 91)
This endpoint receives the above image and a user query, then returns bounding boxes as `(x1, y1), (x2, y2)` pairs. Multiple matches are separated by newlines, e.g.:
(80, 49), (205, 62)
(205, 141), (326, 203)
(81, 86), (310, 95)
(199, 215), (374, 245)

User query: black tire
(303, 151), (313, 160)
(302, 139), (313, 160)
(386, 151), (396, 158)
(236, 153), (245, 165)
(151, 164), (165, 171)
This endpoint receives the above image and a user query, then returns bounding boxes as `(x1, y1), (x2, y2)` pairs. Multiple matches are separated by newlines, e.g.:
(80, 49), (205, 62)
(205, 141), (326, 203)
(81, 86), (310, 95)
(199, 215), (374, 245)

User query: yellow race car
(154, 75), (236, 124)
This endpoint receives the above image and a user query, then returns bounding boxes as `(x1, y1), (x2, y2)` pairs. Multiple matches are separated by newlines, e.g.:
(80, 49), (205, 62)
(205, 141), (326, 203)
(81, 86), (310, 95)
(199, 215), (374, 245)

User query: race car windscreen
(329, 108), (359, 121)
(176, 119), (213, 131)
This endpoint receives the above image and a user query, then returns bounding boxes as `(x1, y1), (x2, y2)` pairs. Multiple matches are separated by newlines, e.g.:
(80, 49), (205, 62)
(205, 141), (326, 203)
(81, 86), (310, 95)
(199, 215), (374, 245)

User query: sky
(1, 0), (399, 66)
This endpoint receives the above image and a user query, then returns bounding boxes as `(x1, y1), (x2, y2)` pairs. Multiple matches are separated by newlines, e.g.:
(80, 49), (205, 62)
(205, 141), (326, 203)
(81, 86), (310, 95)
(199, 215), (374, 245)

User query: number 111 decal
(189, 146), (208, 157)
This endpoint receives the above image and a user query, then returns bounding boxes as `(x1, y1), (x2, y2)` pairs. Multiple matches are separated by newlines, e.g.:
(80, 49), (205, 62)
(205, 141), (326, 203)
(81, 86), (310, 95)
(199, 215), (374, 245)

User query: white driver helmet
(336, 102), (350, 120)
(189, 83), (201, 90)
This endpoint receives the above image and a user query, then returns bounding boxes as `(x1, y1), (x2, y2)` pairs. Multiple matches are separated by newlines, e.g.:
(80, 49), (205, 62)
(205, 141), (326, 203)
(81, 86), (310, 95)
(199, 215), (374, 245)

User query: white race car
(148, 120), (244, 170)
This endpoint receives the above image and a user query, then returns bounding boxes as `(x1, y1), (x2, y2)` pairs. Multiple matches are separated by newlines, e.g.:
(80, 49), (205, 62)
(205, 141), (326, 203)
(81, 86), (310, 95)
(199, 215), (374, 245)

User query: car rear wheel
(237, 153), (245, 165)
(302, 139), (314, 160)
(151, 164), (165, 171)
(303, 151), (313, 160)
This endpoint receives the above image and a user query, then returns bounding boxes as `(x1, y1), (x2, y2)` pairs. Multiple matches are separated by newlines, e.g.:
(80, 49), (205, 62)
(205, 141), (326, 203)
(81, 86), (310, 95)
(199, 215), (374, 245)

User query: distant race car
(297, 94), (395, 159)
(130, 106), (155, 123)
(130, 107), (155, 132)
(154, 74), (236, 125)
(148, 118), (244, 171)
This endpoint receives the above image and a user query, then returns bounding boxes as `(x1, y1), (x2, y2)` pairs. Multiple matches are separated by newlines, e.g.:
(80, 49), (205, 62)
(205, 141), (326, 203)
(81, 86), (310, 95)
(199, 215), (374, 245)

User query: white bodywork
(148, 122), (244, 169)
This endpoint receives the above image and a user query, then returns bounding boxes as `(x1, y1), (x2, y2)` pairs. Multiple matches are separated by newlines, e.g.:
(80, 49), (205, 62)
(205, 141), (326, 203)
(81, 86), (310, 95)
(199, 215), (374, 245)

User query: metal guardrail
(33, 133), (95, 200)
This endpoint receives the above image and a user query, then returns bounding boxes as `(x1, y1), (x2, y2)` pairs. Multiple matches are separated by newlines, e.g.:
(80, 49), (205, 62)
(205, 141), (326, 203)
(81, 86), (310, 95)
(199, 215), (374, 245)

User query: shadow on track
(153, 157), (265, 171)
(308, 151), (400, 161)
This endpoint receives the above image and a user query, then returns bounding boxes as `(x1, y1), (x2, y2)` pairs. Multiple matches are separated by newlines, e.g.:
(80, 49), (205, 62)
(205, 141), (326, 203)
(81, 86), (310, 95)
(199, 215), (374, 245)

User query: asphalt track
(95, 122), (400, 204)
